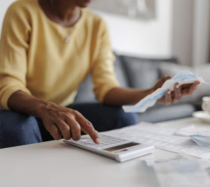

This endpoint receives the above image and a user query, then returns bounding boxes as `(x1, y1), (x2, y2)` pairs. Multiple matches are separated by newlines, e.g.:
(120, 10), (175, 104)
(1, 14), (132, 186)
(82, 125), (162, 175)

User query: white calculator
(64, 134), (154, 162)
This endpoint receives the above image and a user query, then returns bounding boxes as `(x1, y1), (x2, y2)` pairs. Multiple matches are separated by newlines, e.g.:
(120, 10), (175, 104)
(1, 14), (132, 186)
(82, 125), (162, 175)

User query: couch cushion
(120, 56), (178, 89)
(138, 103), (195, 123)
(114, 54), (129, 87)
(74, 75), (97, 103)
(74, 54), (129, 103)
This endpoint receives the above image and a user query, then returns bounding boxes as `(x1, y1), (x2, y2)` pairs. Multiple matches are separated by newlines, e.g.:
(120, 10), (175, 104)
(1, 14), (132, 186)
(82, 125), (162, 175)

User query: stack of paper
(174, 125), (210, 148)
(105, 123), (210, 159)
(174, 125), (210, 137)
(144, 159), (210, 187)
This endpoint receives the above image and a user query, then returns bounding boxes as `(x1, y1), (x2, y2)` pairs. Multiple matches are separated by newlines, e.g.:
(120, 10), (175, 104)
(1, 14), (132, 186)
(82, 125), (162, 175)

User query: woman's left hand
(152, 76), (200, 105)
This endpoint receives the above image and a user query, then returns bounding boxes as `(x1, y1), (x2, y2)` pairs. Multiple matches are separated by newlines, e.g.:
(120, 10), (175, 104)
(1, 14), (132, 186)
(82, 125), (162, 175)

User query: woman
(0, 0), (199, 148)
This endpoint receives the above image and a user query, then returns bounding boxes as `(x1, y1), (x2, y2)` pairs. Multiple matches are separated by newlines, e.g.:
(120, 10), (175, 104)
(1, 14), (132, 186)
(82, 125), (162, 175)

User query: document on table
(105, 123), (210, 159)
(174, 125), (210, 137)
(144, 159), (210, 187)
(174, 125), (210, 148)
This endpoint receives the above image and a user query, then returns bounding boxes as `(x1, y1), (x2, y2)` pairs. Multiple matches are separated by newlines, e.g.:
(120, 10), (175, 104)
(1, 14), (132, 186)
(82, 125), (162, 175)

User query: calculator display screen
(104, 142), (140, 152)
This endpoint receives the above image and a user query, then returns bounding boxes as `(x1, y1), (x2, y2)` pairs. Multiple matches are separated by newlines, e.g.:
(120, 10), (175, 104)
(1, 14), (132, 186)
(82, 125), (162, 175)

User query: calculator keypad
(70, 135), (129, 150)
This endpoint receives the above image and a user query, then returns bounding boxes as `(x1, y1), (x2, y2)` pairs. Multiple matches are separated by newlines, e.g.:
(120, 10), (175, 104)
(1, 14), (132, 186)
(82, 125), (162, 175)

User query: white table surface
(1, 117), (210, 187)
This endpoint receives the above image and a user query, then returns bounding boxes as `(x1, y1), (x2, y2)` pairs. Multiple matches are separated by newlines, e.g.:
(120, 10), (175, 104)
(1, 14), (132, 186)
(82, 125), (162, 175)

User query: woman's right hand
(38, 102), (101, 144)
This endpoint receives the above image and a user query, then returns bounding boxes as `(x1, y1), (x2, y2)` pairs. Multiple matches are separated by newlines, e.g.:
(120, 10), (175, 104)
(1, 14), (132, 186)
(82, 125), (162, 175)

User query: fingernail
(193, 86), (198, 90)
(167, 91), (171, 94)
(96, 138), (101, 144)
(176, 85), (179, 89)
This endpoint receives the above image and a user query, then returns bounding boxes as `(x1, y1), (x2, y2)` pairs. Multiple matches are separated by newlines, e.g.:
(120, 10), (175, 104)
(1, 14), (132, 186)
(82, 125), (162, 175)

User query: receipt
(123, 71), (208, 113)
(145, 159), (210, 187)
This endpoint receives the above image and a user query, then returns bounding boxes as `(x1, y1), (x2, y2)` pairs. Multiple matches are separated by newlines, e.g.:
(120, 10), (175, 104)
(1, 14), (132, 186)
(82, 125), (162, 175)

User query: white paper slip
(174, 125), (210, 137)
(144, 159), (210, 187)
(144, 155), (187, 167)
(105, 123), (210, 159)
(123, 71), (209, 113)
(190, 135), (210, 148)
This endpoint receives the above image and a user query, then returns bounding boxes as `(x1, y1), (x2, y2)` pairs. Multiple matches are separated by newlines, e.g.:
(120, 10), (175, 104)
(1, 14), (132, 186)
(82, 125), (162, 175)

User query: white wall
(0, 0), (16, 34)
(171, 0), (210, 66)
(209, 23), (210, 62)
(193, 0), (210, 66)
(94, 0), (210, 65)
(0, 0), (173, 58)
(1, 0), (209, 65)
(92, 0), (173, 58)
(171, 0), (195, 66)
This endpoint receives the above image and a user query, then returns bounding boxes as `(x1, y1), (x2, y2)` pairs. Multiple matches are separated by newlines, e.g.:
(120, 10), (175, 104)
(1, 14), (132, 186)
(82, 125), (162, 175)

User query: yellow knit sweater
(0, 0), (119, 110)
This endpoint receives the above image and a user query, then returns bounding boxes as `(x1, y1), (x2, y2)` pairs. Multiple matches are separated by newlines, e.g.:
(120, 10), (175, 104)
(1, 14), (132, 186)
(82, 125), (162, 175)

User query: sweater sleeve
(91, 19), (119, 103)
(0, 3), (31, 110)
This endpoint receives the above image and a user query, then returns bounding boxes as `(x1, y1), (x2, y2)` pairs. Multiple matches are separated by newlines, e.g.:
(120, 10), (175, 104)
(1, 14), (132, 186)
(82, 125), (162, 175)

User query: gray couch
(74, 54), (195, 123)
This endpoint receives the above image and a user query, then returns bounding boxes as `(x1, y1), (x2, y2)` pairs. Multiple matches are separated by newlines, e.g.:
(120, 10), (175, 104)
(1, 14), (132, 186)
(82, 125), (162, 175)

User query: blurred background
(0, 0), (210, 65)
(0, 0), (209, 66)
(0, 0), (210, 123)
(90, 0), (210, 66)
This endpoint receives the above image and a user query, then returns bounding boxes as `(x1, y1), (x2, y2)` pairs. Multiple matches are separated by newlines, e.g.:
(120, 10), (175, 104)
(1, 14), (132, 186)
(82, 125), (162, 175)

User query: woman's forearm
(8, 90), (100, 143)
(8, 91), (48, 118)
(103, 76), (173, 106)
(104, 87), (154, 106)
